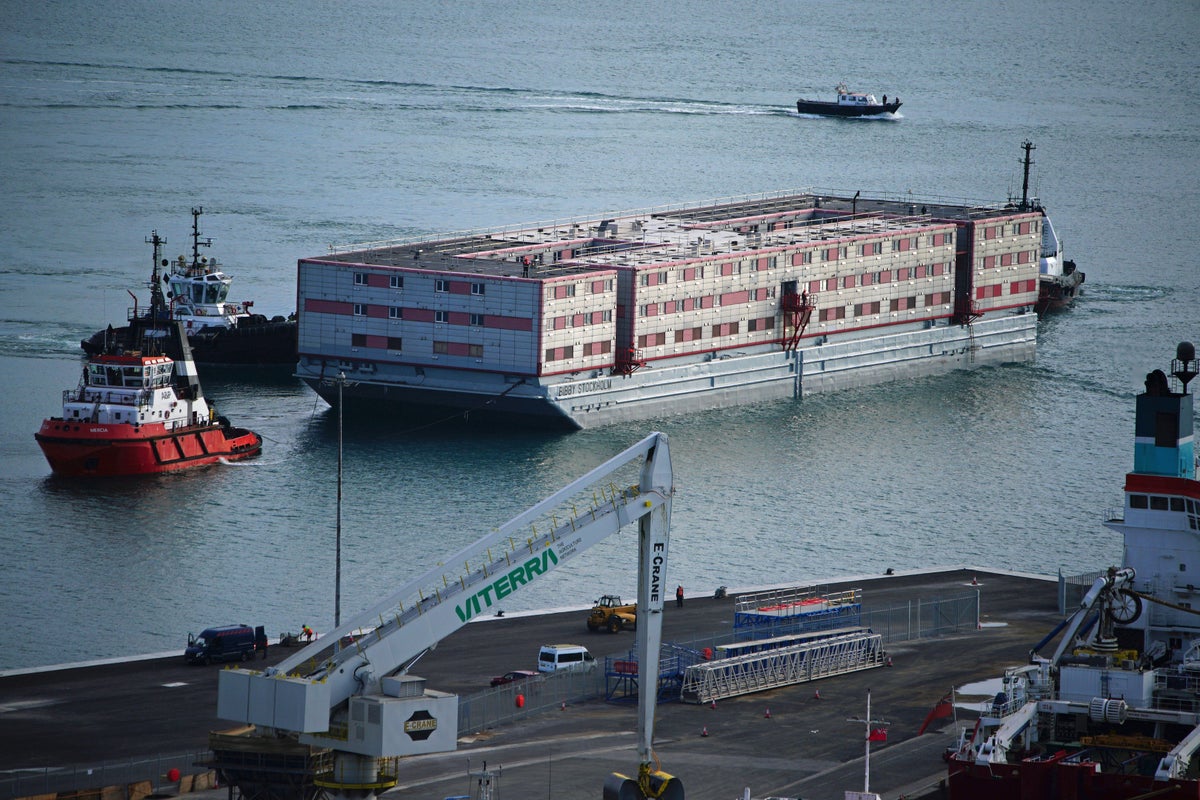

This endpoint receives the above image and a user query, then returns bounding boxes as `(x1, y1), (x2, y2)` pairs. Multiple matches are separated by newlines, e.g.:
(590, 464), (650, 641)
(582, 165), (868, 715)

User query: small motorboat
(795, 83), (901, 117)
(37, 321), (262, 476)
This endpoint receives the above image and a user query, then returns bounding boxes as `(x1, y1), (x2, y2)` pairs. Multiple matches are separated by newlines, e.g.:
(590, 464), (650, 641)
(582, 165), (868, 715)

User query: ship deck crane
(218, 432), (682, 800)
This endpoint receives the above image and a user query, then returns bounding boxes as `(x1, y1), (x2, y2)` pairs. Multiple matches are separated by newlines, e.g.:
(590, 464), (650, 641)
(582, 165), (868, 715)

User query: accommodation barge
(296, 188), (1047, 428)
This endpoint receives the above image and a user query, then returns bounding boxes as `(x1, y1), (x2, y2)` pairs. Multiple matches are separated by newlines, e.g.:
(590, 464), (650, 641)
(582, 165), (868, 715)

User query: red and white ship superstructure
(947, 341), (1200, 800)
(37, 322), (262, 477)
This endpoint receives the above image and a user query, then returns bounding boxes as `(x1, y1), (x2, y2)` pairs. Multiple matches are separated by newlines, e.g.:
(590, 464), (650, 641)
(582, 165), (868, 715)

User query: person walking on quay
(676, 585), (684, 608)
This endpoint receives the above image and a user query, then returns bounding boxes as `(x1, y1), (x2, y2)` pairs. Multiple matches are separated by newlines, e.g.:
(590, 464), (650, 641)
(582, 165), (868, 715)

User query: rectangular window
(389, 306), (402, 319)
(390, 275), (404, 289)
(471, 282), (485, 296)
(351, 333), (366, 347)
(435, 310), (449, 323)
(854, 301), (881, 316)
(387, 336), (402, 350)
(985, 226), (998, 240)
(1000, 253), (1014, 267)
(435, 279), (448, 293)
(470, 313), (484, 326)
(354, 273), (368, 286)
(825, 277), (838, 292)
(823, 247), (839, 261)
(468, 344), (483, 357)
(747, 317), (775, 332)
(353, 303), (366, 316)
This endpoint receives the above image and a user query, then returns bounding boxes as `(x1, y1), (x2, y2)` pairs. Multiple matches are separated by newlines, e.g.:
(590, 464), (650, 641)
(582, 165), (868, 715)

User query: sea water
(0, 0), (1197, 670)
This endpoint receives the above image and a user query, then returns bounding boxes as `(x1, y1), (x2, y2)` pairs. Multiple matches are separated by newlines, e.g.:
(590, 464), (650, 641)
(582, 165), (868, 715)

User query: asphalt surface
(0, 568), (1063, 800)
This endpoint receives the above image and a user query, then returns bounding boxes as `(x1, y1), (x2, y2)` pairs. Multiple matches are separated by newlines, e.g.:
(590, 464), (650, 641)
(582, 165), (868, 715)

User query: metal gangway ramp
(680, 629), (885, 704)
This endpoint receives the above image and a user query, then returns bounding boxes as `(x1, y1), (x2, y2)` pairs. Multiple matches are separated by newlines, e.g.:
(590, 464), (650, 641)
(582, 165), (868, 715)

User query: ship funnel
(1174, 341), (1198, 393)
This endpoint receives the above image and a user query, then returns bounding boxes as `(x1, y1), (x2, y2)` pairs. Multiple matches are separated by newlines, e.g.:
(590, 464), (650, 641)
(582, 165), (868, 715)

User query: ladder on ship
(679, 629), (885, 704)
(780, 290), (815, 352)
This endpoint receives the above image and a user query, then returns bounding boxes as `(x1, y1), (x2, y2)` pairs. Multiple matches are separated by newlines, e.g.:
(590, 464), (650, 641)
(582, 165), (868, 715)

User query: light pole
(335, 371), (344, 630)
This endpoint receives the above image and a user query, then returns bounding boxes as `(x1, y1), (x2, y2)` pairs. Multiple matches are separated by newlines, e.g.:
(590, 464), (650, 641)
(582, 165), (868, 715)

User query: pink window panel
(406, 308), (435, 323)
(825, 278), (837, 292)
(791, 253), (805, 267)
(572, 313), (585, 327)
(683, 267), (697, 281)
(645, 304), (659, 317)
(1000, 253), (1013, 267)
(646, 272), (660, 287)
(843, 275), (856, 288)
(591, 311), (605, 324)
(721, 290), (749, 305)
(448, 312), (469, 325)
(896, 238), (911, 252)
(720, 262), (734, 276)
(366, 335), (389, 348)
(367, 305), (389, 319)
(1017, 250), (1031, 264)
(861, 272), (873, 286)
(930, 263), (943, 276)
(914, 266), (926, 279)
(700, 296), (714, 309)
(681, 297), (695, 312)
(555, 285), (571, 299)
(487, 316), (532, 331)
(878, 271), (891, 284)
(664, 301), (677, 314)
(449, 281), (471, 295)
(824, 248), (839, 261)
(754, 288), (769, 301)
(808, 280), (821, 294)
(757, 257), (770, 271)
(561, 249), (573, 260)
(554, 316), (567, 330)
(983, 255), (996, 269)
(592, 280), (606, 293)
(305, 298), (352, 315)
(985, 226), (998, 239)
(367, 274), (390, 288)
(1018, 221), (1031, 235)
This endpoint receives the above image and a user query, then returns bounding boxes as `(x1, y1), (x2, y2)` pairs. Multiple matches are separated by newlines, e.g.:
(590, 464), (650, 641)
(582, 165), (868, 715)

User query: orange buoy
(167, 768), (181, 782)
(515, 694), (525, 708)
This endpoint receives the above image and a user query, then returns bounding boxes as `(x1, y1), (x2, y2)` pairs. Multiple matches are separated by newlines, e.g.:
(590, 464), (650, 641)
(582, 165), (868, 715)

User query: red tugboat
(36, 321), (262, 476)
(946, 341), (1200, 800)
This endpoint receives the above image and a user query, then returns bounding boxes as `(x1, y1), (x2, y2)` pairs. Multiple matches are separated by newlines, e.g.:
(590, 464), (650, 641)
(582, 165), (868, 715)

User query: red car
(490, 669), (537, 687)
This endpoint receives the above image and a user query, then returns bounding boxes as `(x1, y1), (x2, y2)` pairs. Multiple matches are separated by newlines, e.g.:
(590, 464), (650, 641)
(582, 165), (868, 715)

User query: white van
(537, 643), (596, 673)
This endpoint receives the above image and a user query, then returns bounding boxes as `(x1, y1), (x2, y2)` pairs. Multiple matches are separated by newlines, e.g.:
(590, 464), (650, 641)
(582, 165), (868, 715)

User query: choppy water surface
(1, 0), (1197, 669)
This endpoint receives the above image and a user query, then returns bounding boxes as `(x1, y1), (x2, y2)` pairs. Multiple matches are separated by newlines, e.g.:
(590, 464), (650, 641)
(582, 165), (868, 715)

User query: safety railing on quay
(6, 592), (980, 799)
(0, 749), (213, 800)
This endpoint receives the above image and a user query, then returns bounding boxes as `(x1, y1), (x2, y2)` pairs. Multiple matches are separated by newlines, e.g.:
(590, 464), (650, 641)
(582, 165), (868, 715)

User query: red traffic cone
(560, 701), (566, 711)
(710, 699), (717, 710)
(764, 707), (771, 719)
(971, 576), (979, 586)
(701, 726), (709, 737)
(886, 656), (893, 667)
(813, 689), (821, 700)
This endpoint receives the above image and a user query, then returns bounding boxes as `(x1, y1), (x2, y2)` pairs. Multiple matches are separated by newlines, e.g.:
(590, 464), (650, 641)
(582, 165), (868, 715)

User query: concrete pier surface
(0, 568), (1063, 800)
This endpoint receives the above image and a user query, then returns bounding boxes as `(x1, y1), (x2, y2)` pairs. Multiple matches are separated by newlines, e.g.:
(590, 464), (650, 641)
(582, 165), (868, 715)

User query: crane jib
(454, 547), (560, 622)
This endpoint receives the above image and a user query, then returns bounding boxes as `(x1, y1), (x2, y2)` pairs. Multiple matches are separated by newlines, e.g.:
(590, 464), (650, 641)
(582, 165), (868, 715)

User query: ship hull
(1036, 268), (1085, 314)
(949, 758), (1200, 800)
(795, 100), (901, 117)
(81, 318), (297, 366)
(301, 314), (1036, 429)
(35, 419), (262, 477)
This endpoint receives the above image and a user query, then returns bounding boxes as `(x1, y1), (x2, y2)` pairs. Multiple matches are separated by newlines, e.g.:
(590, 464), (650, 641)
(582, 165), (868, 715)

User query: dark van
(185, 624), (256, 664)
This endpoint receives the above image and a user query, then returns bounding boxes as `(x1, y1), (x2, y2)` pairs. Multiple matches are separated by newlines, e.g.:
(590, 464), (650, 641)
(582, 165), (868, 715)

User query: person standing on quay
(676, 585), (684, 608)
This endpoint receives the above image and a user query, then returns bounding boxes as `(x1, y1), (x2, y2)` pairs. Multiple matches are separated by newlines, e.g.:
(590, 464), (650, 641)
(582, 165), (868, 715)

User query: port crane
(217, 432), (682, 800)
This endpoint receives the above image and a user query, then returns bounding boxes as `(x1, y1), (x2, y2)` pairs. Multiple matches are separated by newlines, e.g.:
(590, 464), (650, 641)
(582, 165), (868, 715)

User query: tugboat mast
(1019, 140), (1035, 211)
(188, 206), (213, 274)
(145, 230), (169, 321)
